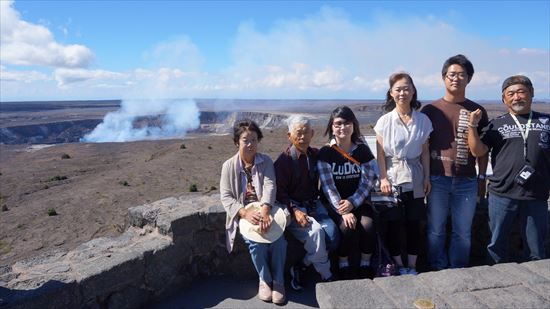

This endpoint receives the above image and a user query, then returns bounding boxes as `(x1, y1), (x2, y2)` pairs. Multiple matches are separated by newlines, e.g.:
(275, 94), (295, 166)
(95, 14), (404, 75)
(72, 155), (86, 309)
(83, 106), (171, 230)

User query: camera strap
(510, 111), (532, 160)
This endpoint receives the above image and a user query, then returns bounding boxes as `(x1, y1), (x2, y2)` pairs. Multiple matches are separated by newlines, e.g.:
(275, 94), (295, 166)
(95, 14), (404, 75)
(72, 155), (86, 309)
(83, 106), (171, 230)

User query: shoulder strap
(331, 144), (361, 166)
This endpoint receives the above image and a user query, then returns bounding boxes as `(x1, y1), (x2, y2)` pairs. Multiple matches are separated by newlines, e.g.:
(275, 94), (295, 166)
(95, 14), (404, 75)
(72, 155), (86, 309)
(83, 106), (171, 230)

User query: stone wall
(1, 194), (548, 308)
(0, 194), (256, 308)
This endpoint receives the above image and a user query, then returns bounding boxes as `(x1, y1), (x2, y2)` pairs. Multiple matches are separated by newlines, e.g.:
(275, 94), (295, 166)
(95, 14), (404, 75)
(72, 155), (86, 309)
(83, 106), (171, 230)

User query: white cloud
(220, 6), (549, 99)
(0, 65), (50, 83)
(0, 0), (94, 68)
(470, 71), (502, 86)
(143, 36), (204, 71)
(0, 4), (548, 101)
(517, 48), (547, 56)
(54, 68), (125, 87)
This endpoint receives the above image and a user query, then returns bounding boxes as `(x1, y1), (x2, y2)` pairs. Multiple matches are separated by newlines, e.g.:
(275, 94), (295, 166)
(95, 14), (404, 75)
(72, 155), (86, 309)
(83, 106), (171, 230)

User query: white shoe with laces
(407, 267), (418, 275)
(398, 267), (410, 275)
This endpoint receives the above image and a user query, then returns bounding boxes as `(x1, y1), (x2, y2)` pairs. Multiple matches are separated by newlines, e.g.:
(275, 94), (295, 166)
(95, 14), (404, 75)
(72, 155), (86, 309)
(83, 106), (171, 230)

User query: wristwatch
(477, 174), (486, 180)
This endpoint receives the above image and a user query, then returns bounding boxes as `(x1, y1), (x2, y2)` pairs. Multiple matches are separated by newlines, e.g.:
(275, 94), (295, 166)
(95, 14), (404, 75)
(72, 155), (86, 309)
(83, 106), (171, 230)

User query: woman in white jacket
(374, 72), (432, 275)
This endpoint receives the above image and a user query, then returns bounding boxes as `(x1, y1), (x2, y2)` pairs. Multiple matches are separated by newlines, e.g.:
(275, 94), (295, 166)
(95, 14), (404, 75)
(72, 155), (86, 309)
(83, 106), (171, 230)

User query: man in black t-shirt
(468, 75), (550, 264)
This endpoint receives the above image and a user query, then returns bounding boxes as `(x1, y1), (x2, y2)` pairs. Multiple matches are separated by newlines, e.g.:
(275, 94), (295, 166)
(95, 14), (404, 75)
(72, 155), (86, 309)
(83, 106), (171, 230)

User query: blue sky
(1, 0), (549, 101)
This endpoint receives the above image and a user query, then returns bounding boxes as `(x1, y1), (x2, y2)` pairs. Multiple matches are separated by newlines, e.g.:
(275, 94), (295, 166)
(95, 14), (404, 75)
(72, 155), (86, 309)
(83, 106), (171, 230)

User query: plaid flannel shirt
(318, 154), (376, 211)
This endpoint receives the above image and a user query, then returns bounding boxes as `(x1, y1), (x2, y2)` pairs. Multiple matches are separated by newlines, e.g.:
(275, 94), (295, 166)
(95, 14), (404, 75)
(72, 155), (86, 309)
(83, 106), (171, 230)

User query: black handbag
(369, 179), (402, 214)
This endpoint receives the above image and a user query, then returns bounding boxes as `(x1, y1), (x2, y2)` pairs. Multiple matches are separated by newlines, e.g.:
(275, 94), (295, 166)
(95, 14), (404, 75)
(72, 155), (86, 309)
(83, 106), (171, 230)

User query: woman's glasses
(332, 121), (353, 128)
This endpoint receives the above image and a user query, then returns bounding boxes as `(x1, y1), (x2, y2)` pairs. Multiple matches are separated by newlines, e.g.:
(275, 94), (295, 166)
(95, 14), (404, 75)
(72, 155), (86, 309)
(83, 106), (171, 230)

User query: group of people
(219, 54), (550, 304)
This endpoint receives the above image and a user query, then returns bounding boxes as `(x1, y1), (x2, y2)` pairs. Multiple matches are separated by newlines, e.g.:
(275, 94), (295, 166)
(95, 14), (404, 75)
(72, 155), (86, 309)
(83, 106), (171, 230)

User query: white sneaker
(407, 267), (418, 275)
(258, 280), (272, 302)
(398, 267), (409, 275)
(272, 282), (286, 305)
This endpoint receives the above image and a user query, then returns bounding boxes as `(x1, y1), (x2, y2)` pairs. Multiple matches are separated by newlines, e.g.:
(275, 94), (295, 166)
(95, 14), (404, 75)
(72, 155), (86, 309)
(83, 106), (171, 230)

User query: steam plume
(81, 99), (200, 142)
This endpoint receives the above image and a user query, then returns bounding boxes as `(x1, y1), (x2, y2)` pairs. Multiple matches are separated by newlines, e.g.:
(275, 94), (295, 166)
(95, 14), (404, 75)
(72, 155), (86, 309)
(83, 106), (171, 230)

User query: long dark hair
(324, 106), (362, 144)
(382, 72), (421, 113)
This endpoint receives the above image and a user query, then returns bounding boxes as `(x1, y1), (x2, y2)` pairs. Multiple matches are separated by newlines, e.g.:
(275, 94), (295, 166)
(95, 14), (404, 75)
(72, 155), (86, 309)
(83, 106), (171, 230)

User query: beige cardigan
(220, 152), (277, 253)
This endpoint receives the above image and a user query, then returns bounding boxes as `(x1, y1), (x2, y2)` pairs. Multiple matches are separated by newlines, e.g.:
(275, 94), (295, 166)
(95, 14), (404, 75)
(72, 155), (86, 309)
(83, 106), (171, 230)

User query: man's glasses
(445, 72), (467, 80)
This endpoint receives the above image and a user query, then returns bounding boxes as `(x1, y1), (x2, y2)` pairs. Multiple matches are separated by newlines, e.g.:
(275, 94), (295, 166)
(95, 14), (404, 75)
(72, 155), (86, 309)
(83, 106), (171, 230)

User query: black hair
(382, 72), (422, 113)
(501, 75), (534, 95)
(324, 106), (362, 144)
(441, 54), (474, 82)
(232, 119), (263, 145)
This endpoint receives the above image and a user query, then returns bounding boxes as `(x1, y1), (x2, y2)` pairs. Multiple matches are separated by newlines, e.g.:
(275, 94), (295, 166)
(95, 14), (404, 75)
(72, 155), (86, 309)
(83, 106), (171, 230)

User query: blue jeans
(487, 193), (548, 264)
(243, 235), (287, 284)
(313, 200), (340, 252)
(286, 201), (339, 279)
(427, 175), (477, 269)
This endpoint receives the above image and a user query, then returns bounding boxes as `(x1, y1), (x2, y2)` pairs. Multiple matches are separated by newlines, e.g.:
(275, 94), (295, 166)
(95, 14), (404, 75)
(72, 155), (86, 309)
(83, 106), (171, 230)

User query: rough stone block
(373, 275), (451, 308)
(158, 210), (205, 237)
(493, 262), (549, 284)
(471, 285), (549, 308)
(439, 292), (489, 308)
(74, 240), (146, 304)
(521, 259), (550, 281)
(143, 245), (182, 294)
(11, 249), (67, 272)
(1, 280), (80, 309)
(523, 282), (550, 301)
(127, 205), (160, 228)
(107, 286), (149, 309)
(149, 196), (180, 210)
(316, 279), (397, 308)
(419, 265), (518, 294)
(192, 229), (217, 255)
(204, 211), (225, 231)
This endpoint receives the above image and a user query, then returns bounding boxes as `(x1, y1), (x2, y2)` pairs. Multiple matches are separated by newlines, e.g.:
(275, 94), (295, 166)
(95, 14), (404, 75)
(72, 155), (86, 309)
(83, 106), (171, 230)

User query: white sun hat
(239, 201), (288, 243)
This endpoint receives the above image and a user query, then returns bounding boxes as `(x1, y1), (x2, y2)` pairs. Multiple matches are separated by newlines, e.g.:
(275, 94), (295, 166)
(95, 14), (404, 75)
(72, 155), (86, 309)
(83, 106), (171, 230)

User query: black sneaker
(359, 265), (374, 279)
(338, 266), (353, 280)
(290, 262), (306, 291)
(322, 275), (334, 282)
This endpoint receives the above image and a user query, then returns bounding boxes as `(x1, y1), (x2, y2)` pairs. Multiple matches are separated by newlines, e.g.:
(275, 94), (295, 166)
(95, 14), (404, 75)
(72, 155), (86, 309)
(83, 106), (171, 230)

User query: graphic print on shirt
(455, 109), (470, 165)
(331, 161), (361, 180)
(496, 117), (550, 139)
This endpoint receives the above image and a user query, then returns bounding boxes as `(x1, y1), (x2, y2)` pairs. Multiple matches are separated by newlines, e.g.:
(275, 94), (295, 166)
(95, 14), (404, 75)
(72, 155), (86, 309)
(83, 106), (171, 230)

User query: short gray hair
(286, 115), (311, 132)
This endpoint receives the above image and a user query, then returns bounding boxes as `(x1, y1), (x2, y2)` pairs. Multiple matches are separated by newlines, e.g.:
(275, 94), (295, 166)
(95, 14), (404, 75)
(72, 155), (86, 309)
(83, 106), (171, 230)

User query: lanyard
(510, 111), (532, 159)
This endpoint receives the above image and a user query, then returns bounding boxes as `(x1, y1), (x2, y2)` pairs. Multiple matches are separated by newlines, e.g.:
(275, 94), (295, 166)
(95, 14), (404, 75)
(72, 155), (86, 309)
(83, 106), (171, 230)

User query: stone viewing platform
(1, 194), (549, 308)
(316, 260), (550, 308)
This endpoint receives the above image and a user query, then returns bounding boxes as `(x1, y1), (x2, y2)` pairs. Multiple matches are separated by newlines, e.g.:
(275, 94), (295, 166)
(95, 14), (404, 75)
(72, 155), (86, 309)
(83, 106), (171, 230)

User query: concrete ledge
(316, 260), (550, 308)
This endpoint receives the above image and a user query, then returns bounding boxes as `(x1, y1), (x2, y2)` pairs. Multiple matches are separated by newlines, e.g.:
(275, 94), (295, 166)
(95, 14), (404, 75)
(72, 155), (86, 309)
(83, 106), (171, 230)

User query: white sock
(339, 261), (349, 268)
(360, 260), (370, 267)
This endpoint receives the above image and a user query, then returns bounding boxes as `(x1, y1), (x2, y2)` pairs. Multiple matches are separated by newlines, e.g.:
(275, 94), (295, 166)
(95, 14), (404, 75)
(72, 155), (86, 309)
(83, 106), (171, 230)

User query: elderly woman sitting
(220, 119), (287, 304)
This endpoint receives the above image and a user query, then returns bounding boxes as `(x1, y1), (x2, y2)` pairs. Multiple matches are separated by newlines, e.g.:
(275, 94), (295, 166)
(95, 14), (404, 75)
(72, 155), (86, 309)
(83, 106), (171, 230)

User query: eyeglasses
(240, 138), (258, 145)
(445, 72), (467, 80)
(332, 121), (353, 128)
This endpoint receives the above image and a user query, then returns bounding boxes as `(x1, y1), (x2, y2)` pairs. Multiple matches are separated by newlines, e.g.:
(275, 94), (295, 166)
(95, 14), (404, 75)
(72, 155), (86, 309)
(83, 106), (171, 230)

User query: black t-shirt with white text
(481, 111), (550, 200)
(318, 143), (375, 200)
